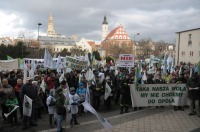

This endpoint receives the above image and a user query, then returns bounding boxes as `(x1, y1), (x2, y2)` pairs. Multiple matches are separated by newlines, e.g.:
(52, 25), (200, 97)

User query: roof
(104, 24), (130, 40)
(176, 28), (200, 33)
(87, 41), (95, 46)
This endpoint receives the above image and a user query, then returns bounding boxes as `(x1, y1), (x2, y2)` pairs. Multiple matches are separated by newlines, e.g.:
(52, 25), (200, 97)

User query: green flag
(7, 55), (13, 60)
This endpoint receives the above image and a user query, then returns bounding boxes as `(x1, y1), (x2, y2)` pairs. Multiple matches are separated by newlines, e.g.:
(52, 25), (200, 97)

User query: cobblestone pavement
(1, 106), (200, 132)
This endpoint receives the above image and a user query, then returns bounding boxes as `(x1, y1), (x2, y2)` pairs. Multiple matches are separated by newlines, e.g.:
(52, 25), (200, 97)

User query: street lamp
(38, 23), (42, 58)
(133, 33), (140, 59)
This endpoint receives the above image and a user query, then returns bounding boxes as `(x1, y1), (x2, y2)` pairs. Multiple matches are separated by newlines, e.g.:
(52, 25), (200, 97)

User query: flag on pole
(44, 48), (54, 68)
(56, 55), (63, 73)
(23, 95), (33, 116)
(84, 53), (91, 66)
(85, 68), (95, 81)
(104, 82), (111, 100)
(18, 58), (23, 69)
(4, 106), (19, 118)
(82, 102), (112, 130)
(29, 60), (36, 78)
(7, 55), (13, 60)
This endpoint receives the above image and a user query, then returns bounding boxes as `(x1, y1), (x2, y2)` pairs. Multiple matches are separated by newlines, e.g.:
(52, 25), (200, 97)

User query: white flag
(84, 54), (90, 66)
(44, 48), (54, 68)
(29, 60), (36, 78)
(40, 79), (46, 93)
(23, 95), (33, 116)
(85, 68), (95, 81)
(82, 102), (112, 130)
(4, 106), (19, 118)
(104, 82), (112, 100)
(56, 55), (63, 73)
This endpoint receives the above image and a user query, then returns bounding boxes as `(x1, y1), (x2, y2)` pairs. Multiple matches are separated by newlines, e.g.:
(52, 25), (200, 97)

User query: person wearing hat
(55, 87), (66, 132)
(0, 78), (14, 121)
(46, 89), (56, 128)
(104, 75), (114, 111)
(76, 83), (86, 116)
(5, 92), (18, 125)
(20, 77), (38, 130)
(119, 75), (131, 114)
(69, 87), (80, 127)
(186, 72), (200, 117)
(14, 78), (23, 119)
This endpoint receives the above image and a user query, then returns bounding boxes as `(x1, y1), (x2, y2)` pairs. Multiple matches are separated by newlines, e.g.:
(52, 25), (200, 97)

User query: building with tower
(102, 16), (108, 41)
(101, 24), (133, 58)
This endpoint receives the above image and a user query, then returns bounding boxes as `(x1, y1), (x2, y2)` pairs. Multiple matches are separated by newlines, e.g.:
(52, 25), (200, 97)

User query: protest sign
(118, 54), (134, 67)
(23, 95), (32, 116)
(130, 83), (188, 107)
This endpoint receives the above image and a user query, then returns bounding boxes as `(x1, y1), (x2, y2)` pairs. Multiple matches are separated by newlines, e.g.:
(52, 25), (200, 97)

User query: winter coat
(20, 83), (38, 105)
(0, 85), (13, 104)
(6, 97), (18, 112)
(46, 95), (55, 114)
(55, 94), (66, 115)
(186, 77), (200, 100)
(69, 93), (79, 114)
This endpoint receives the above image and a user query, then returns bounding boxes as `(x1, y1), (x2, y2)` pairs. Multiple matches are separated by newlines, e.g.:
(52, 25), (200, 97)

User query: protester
(5, 92), (19, 125)
(20, 77), (38, 130)
(46, 89), (56, 128)
(14, 78), (23, 119)
(69, 87), (80, 127)
(0, 78), (14, 121)
(186, 72), (200, 117)
(55, 87), (66, 132)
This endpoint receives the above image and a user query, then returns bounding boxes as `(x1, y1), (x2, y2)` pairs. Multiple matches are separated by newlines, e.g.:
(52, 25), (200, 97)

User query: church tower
(102, 15), (108, 41)
(47, 14), (56, 36)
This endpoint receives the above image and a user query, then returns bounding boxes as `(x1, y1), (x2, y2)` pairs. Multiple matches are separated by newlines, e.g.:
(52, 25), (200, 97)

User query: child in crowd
(46, 89), (56, 128)
(69, 87), (80, 127)
(76, 83), (86, 116)
(5, 93), (19, 125)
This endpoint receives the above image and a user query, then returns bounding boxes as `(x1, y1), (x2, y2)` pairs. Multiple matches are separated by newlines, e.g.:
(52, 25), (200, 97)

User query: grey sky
(0, 0), (199, 43)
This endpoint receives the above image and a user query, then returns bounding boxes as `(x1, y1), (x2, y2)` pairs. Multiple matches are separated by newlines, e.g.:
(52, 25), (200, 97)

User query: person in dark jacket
(186, 72), (200, 116)
(20, 77), (38, 130)
(55, 88), (66, 132)
(120, 75), (131, 114)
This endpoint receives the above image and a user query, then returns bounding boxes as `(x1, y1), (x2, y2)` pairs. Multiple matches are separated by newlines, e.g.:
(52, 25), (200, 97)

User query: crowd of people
(0, 62), (199, 132)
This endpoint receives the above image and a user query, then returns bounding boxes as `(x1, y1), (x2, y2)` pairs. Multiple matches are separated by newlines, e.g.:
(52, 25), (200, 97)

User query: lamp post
(38, 23), (42, 58)
(133, 33), (140, 59)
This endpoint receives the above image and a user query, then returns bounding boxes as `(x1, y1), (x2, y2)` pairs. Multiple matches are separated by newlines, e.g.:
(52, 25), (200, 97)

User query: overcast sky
(0, 0), (199, 43)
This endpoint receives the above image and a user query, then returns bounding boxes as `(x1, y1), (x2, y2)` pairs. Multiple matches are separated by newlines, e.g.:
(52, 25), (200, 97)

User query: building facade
(175, 28), (200, 65)
(101, 24), (132, 58)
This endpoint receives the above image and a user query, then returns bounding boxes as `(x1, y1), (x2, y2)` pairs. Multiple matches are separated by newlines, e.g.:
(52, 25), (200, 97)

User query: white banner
(23, 95), (33, 116)
(82, 102), (112, 130)
(130, 83), (188, 107)
(118, 54), (134, 67)
(0, 59), (19, 71)
(24, 58), (65, 69)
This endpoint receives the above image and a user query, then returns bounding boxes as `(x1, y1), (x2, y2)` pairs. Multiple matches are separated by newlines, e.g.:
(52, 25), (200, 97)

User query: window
(182, 51), (185, 56)
(188, 34), (192, 45)
(199, 51), (200, 56)
(190, 51), (193, 56)
(124, 36), (126, 39)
